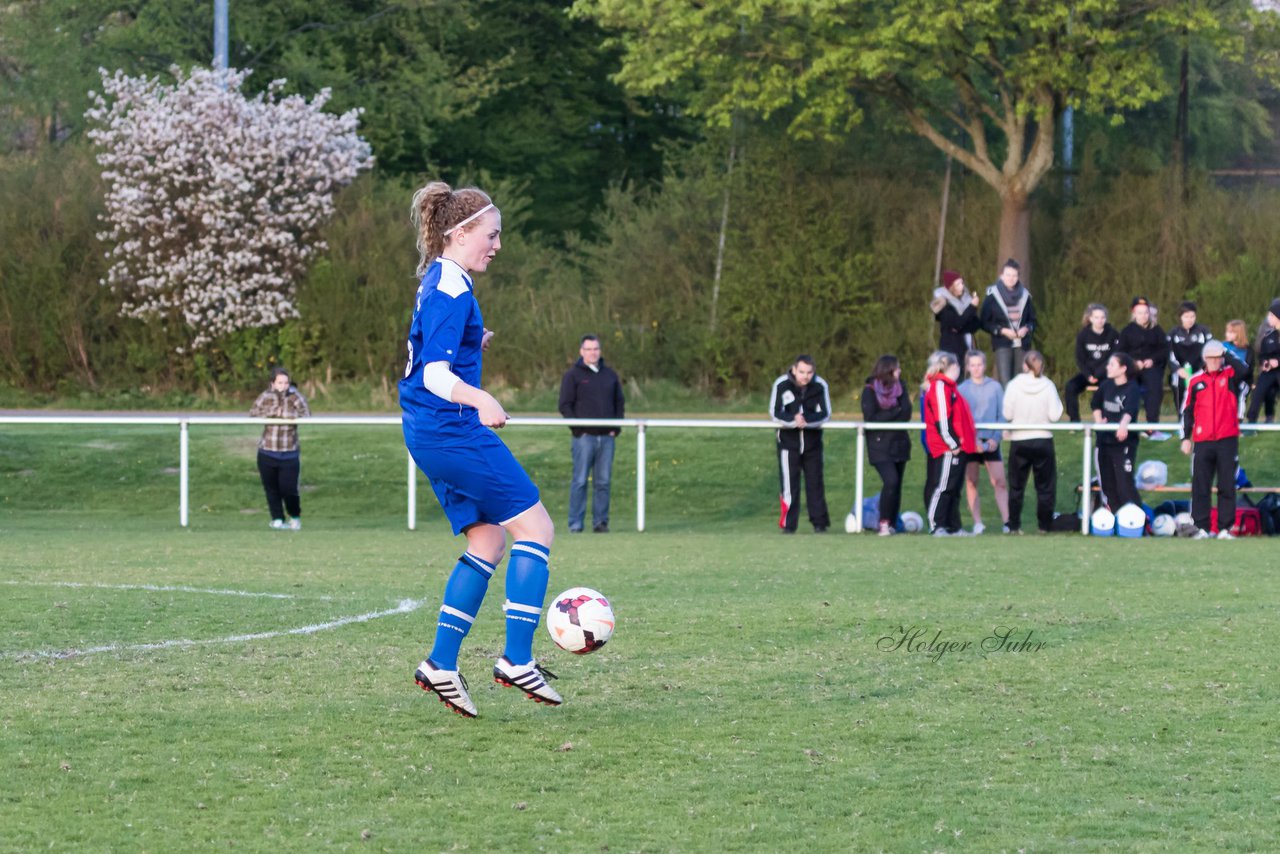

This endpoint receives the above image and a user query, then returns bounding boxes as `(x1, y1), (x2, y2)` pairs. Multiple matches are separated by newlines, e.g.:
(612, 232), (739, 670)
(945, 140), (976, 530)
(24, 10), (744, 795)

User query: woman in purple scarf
(860, 355), (914, 535)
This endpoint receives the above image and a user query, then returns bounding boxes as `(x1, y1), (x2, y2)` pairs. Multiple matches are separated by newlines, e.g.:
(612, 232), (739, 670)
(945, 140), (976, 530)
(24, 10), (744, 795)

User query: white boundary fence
(1, 415), (1273, 534)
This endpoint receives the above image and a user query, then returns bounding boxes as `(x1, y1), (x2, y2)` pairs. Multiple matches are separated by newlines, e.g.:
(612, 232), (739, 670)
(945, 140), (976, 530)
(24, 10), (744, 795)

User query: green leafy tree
(573, 0), (1246, 283)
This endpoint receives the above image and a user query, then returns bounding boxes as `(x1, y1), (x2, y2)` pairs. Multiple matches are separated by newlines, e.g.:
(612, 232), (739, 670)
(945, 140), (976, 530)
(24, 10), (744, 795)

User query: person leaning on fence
(1117, 296), (1171, 439)
(1246, 299), (1280, 424)
(1063, 303), (1119, 423)
(1091, 352), (1143, 512)
(923, 351), (979, 536)
(860, 354), (913, 537)
(980, 258), (1037, 387)
(250, 366), (311, 530)
(930, 269), (980, 361)
(1168, 300), (1214, 411)
(1002, 350), (1064, 535)
(958, 350), (1009, 535)
(1180, 340), (1247, 540)
(558, 334), (625, 534)
(770, 355), (833, 533)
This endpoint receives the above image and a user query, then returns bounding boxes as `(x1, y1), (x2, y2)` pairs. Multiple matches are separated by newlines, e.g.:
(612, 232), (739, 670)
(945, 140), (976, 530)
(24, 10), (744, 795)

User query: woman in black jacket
(1116, 296), (1171, 437)
(860, 354), (914, 536)
(1063, 303), (1119, 422)
(930, 270), (981, 361)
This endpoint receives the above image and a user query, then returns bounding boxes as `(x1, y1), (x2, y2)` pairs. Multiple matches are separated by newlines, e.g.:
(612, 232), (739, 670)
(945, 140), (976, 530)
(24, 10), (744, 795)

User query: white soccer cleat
(1217, 529), (1236, 540)
(972, 521), (985, 535)
(1191, 528), (1213, 540)
(414, 660), (477, 718)
(269, 519), (287, 530)
(493, 656), (563, 706)
(288, 519), (301, 531)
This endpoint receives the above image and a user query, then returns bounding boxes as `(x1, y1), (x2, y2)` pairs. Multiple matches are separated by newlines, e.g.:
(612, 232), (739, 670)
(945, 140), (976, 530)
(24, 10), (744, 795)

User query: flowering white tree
(86, 66), (374, 348)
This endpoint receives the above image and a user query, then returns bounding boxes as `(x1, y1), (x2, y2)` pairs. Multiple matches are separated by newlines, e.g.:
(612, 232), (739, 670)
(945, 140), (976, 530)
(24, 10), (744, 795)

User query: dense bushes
(3, 139), (1279, 401)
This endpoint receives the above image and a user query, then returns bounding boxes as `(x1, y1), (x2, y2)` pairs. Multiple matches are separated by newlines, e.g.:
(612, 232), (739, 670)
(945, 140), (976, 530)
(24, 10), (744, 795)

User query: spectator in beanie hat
(931, 270), (981, 363)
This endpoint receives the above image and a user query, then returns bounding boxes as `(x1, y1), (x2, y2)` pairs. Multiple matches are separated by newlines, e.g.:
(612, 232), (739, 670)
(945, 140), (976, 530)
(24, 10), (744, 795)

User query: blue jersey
(400, 258), (486, 445)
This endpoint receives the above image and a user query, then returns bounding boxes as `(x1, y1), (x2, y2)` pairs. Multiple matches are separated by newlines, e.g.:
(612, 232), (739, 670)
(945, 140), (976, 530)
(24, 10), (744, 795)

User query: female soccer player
(1063, 304), (1119, 423)
(1117, 297), (1170, 439)
(401, 181), (561, 718)
(1091, 353), (1143, 511)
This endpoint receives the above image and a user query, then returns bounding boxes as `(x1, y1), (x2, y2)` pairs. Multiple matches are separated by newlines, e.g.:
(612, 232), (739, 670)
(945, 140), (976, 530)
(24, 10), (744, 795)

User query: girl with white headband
(400, 181), (561, 717)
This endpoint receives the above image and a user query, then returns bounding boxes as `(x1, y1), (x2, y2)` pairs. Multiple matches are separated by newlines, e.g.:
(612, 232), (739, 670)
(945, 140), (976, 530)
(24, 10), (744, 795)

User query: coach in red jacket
(1180, 340), (1247, 539)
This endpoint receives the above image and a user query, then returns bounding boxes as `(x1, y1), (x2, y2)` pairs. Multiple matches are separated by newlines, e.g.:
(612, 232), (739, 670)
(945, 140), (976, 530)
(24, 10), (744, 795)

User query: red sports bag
(1210, 506), (1263, 536)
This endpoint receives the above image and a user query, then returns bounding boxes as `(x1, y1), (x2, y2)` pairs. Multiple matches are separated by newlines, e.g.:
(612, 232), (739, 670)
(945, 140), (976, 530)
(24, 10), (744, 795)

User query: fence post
(854, 424), (866, 533)
(1080, 425), (1092, 535)
(179, 419), (190, 528)
(636, 422), (647, 532)
(407, 451), (417, 531)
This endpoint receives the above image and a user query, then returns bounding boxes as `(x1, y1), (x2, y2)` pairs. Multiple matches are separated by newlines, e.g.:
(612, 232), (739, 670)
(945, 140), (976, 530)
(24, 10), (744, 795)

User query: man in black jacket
(769, 355), (833, 533)
(559, 335), (625, 533)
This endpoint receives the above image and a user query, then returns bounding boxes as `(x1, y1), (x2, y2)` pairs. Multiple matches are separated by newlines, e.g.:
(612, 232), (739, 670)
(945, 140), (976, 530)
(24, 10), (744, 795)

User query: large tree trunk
(997, 190), (1031, 287)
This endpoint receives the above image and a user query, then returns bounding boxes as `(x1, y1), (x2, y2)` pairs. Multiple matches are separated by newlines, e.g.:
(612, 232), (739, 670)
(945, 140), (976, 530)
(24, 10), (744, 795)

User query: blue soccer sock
(502, 541), (551, 665)
(426, 552), (495, 670)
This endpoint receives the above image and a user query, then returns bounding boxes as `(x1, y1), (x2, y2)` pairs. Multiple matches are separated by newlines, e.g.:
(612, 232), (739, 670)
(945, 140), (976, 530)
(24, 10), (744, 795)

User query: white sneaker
(952, 529), (974, 537)
(493, 656), (563, 706)
(1002, 524), (1012, 534)
(269, 519), (287, 530)
(931, 528), (951, 537)
(1217, 529), (1236, 540)
(972, 521), (986, 535)
(1191, 528), (1213, 540)
(414, 660), (477, 718)
(288, 518), (301, 531)
(877, 521), (894, 537)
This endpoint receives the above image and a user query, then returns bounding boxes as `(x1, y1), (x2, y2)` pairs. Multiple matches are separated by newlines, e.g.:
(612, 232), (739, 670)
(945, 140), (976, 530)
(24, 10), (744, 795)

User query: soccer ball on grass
(546, 587), (615, 654)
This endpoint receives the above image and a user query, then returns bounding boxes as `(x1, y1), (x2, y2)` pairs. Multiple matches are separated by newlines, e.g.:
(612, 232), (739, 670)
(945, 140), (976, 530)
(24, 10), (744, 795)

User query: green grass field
(3, 421), (1279, 850)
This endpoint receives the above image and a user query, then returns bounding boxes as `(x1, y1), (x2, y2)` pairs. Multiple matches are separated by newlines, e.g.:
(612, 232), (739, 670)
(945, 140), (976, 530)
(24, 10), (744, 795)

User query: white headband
(444, 203), (496, 236)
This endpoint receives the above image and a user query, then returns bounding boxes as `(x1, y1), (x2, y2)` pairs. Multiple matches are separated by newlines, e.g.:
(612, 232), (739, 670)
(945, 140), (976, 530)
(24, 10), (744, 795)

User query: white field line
(0, 580), (332, 600)
(4, 597), (428, 662)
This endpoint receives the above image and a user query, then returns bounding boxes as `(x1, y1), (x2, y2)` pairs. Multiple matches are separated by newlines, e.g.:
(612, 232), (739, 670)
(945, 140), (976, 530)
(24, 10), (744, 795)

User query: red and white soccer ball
(546, 587), (615, 654)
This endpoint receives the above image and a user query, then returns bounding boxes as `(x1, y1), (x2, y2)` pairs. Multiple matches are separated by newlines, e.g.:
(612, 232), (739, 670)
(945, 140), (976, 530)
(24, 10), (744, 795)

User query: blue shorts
(408, 430), (540, 535)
